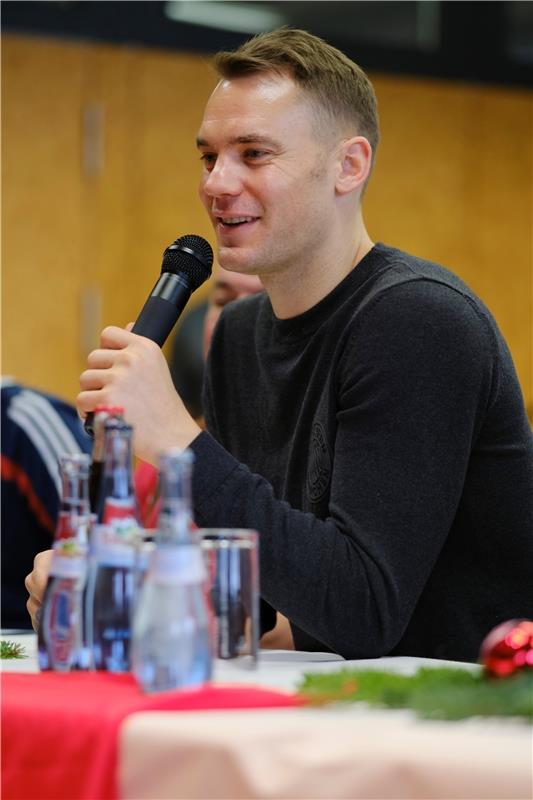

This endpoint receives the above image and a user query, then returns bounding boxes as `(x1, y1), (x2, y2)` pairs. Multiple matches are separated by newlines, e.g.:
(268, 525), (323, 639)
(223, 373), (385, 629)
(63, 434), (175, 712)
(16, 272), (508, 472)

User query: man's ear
(335, 136), (372, 195)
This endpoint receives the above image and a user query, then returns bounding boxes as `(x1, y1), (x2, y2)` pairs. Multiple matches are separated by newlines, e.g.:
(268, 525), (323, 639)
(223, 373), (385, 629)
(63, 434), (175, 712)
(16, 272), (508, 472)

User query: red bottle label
(103, 498), (138, 538)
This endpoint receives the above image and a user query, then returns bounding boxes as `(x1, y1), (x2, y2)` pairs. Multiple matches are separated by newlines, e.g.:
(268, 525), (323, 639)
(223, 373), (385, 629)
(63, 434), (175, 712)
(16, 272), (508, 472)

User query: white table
(0, 631), (477, 684)
(2, 633), (531, 800)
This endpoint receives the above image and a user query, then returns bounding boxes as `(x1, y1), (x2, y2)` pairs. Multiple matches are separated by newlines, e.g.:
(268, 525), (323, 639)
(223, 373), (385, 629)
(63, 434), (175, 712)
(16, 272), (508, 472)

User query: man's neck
(263, 223), (374, 320)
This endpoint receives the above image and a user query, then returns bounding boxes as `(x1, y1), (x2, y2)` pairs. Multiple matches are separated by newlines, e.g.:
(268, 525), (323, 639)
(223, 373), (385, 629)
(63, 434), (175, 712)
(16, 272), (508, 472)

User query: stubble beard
(215, 155), (333, 279)
(217, 236), (305, 282)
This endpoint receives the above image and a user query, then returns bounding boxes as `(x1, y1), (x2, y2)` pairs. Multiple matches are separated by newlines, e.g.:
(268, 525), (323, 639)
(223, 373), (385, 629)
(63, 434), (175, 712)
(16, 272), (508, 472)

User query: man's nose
(202, 157), (241, 197)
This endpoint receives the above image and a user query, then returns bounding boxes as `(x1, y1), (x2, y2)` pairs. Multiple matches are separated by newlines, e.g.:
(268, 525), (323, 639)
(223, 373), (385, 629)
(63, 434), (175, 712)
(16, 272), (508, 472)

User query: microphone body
(84, 235), (213, 435)
(132, 272), (193, 347)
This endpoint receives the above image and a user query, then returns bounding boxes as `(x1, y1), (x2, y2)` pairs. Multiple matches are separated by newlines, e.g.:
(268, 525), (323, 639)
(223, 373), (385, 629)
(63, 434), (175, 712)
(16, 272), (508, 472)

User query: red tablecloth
(1, 672), (303, 800)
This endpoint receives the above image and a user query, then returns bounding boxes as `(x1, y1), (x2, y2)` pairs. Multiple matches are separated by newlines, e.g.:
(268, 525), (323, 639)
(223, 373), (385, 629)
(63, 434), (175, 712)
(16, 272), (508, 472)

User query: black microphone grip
(132, 273), (192, 346)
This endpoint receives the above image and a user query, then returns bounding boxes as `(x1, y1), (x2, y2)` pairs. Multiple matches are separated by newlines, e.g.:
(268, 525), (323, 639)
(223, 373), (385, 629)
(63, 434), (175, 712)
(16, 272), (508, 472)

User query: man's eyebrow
(232, 134), (281, 147)
(196, 134), (281, 148)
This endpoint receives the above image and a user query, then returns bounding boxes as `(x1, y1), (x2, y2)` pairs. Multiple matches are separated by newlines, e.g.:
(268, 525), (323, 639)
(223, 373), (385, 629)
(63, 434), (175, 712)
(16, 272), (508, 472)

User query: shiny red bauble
(480, 619), (533, 677)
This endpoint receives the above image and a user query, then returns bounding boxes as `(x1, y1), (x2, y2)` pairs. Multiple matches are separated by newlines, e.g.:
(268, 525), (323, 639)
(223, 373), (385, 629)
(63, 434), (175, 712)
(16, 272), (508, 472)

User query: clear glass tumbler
(200, 529), (259, 668)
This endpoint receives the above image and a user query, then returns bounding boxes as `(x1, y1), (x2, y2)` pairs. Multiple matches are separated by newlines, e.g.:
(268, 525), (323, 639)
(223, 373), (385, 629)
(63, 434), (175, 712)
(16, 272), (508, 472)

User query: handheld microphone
(84, 234), (213, 435)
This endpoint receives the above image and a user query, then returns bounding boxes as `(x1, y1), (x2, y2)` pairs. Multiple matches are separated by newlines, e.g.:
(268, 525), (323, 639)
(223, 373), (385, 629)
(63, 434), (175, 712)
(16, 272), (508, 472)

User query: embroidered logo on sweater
(307, 422), (332, 503)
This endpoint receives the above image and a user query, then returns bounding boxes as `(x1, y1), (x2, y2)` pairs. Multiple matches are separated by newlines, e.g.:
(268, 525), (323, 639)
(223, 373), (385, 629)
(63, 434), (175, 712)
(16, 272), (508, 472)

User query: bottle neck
(157, 449), (194, 545)
(55, 454), (90, 541)
(92, 408), (125, 463)
(89, 413), (108, 514)
(97, 424), (139, 524)
(91, 414), (108, 464)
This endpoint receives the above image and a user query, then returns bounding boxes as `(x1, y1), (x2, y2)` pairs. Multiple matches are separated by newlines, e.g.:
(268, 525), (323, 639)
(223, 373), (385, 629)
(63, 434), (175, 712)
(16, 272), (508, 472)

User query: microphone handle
(84, 272), (192, 436)
(132, 273), (192, 345)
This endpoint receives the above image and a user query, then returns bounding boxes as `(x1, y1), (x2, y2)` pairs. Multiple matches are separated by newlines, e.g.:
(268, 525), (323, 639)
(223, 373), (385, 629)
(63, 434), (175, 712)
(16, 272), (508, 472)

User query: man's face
(197, 72), (339, 278)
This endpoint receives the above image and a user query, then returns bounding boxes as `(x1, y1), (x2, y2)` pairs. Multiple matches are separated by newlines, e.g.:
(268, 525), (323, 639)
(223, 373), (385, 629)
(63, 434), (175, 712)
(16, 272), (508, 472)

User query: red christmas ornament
(480, 619), (533, 677)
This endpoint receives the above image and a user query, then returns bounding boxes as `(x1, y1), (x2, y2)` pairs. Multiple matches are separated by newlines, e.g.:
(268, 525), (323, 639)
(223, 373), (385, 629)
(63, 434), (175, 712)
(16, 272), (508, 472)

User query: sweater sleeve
(191, 280), (496, 658)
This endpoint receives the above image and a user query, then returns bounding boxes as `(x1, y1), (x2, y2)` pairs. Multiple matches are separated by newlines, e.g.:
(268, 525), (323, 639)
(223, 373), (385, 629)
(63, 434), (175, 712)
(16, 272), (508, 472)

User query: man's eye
(200, 153), (217, 169)
(244, 149), (268, 160)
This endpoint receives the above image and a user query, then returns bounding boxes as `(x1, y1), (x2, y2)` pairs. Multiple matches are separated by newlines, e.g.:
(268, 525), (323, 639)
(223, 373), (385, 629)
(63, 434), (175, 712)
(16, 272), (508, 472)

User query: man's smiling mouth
(218, 216), (258, 226)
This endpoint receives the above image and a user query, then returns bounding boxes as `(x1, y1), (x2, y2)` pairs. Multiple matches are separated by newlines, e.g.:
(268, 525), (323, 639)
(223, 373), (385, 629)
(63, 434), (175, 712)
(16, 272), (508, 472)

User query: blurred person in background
(2, 378), (92, 629)
(36, 29), (533, 661)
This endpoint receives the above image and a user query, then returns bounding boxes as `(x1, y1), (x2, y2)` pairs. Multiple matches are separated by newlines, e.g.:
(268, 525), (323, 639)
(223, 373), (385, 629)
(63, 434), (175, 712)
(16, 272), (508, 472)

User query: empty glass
(200, 529), (259, 668)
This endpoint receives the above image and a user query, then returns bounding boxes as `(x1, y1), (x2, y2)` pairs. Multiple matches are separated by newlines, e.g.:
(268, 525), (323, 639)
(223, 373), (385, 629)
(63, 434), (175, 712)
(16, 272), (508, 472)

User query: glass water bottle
(132, 448), (212, 692)
(85, 420), (141, 672)
(38, 453), (91, 671)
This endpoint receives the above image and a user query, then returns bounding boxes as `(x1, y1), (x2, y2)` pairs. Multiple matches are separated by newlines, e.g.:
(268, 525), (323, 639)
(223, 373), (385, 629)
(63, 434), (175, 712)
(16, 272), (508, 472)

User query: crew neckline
(263, 243), (392, 342)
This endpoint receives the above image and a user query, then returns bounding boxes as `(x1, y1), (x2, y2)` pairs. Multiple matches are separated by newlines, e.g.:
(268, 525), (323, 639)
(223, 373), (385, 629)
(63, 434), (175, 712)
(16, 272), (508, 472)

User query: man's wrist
(141, 421), (203, 465)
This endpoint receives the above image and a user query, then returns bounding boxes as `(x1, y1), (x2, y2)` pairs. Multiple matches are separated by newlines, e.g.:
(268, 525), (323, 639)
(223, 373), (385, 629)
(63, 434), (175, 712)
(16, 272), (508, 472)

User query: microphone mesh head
(162, 235), (213, 290)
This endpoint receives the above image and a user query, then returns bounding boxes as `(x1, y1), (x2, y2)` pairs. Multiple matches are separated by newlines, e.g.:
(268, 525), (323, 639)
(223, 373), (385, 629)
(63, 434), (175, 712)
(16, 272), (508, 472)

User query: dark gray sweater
(191, 243), (533, 662)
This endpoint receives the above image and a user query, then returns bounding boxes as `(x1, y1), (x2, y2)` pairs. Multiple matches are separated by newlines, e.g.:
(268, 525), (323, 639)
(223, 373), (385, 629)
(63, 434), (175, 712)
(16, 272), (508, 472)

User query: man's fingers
(78, 326), (144, 418)
(26, 596), (40, 632)
(77, 388), (109, 415)
(86, 349), (117, 369)
(25, 550), (53, 631)
(79, 368), (108, 390)
(100, 325), (134, 349)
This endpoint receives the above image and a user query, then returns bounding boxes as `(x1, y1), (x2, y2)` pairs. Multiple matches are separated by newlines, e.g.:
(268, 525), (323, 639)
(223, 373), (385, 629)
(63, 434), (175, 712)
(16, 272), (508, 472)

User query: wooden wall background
(2, 35), (532, 419)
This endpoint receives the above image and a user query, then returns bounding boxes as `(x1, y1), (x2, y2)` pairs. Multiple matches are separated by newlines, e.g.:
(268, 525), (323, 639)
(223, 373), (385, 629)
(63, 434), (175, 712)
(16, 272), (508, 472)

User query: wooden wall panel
(2, 37), (217, 401)
(78, 45), (217, 331)
(1, 38), (86, 400)
(2, 35), (532, 419)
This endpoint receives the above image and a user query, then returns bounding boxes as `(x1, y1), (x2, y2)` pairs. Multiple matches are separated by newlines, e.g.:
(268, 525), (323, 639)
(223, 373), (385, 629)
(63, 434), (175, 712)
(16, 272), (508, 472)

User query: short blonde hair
(214, 27), (380, 156)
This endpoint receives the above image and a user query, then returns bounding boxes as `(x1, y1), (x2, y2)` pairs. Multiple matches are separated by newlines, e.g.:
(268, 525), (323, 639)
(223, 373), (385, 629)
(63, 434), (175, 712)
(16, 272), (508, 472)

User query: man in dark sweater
(75, 29), (532, 662)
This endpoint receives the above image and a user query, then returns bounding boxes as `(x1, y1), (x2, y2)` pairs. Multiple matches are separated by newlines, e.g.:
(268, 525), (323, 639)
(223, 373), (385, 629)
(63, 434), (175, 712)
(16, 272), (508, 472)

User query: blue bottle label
(43, 579), (81, 670)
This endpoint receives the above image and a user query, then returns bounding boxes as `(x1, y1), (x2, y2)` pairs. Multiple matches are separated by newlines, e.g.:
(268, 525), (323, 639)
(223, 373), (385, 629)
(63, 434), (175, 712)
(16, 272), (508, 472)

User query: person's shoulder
(343, 245), (504, 368)
(372, 243), (463, 287)
(1, 381), (92, 453)
(368, 244), (495, 324)
(1, 377), (23, 406)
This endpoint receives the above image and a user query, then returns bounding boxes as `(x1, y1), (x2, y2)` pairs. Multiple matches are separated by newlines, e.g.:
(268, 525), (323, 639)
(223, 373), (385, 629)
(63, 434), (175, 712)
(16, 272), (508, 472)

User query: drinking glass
(199, 529), (259, 668)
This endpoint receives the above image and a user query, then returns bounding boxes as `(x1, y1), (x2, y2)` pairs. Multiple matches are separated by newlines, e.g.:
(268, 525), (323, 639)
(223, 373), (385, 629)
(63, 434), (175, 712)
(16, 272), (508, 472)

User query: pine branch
(298, 666), (533, 721)
(0, 640), (28, 660)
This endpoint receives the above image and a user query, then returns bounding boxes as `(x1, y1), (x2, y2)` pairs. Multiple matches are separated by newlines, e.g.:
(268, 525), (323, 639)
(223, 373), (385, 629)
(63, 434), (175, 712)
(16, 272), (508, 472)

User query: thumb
(125, 321), (135, 332)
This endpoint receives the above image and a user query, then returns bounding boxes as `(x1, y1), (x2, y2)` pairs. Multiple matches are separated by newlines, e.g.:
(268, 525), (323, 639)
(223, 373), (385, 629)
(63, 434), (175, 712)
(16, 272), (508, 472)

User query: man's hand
(78, 326), (201, 463)
(25, 549), (53, 631)
(260, 613), (295, 650)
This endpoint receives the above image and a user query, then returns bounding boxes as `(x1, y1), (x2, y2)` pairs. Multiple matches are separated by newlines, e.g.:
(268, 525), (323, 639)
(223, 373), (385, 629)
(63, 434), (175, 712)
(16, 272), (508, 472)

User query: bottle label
(150, 545), (206, 585)
(103, 498), (138, 531)
(90, 523), (139, 567)
(49, 538), (88, 580)
(56, 509), (86, 535)
(46, 579), (81, 670)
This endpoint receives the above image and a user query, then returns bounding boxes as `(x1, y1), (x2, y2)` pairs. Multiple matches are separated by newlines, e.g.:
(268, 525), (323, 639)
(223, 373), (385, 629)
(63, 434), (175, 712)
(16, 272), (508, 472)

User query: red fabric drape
(2, 672), (303, 800)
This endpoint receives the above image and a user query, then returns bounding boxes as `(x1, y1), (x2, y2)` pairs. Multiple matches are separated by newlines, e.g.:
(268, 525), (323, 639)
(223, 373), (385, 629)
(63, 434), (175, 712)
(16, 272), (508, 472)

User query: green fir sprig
(298, 666), (533, 721)
(0, 640), (28, 660)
